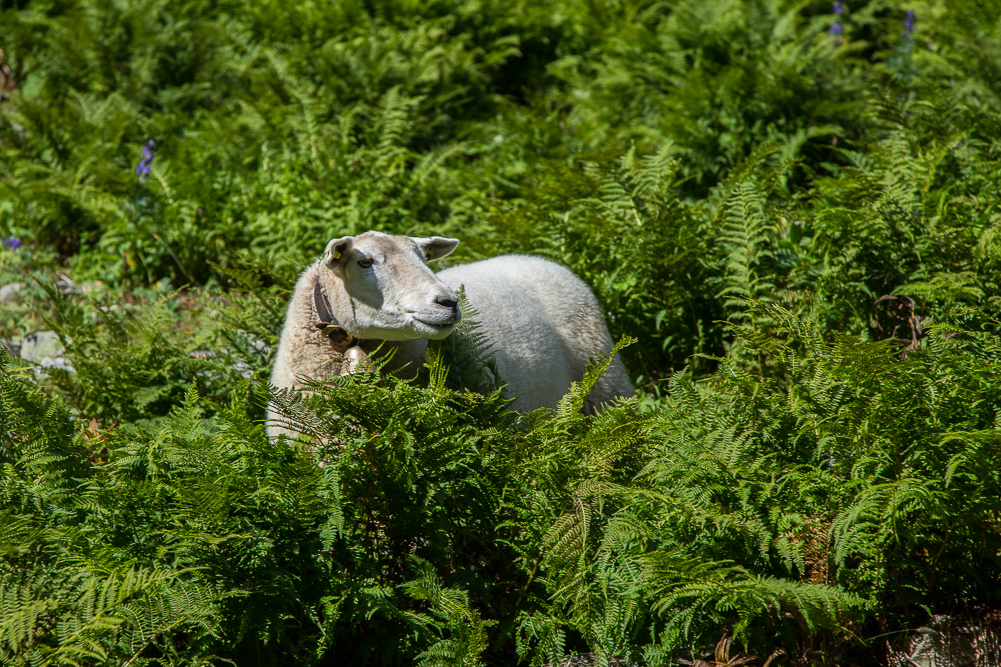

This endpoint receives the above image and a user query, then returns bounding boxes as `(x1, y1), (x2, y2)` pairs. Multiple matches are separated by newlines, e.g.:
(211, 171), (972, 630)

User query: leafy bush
(4, 0), (1001, 664)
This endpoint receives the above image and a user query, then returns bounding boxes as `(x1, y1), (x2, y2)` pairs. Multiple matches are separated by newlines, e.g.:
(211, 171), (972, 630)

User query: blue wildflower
(904, 10), (916, 33)
(3, 237), (22, 251)
(135, 139), (155, 183)
(829, 2), (845, 37)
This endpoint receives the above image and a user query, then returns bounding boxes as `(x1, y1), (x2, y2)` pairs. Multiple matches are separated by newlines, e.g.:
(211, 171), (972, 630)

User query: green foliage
(546, 0), (858, 193)
(4, 0), (1001, 664)
(480, 147), (715, 382)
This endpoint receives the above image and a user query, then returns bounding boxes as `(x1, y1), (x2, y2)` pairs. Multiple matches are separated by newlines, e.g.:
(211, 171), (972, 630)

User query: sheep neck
(313, 280), (357, 346)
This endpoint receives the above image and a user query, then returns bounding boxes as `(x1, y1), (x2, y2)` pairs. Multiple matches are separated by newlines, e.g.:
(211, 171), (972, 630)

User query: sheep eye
(425, 249), (435, 261)
(357, 257), (374, 268)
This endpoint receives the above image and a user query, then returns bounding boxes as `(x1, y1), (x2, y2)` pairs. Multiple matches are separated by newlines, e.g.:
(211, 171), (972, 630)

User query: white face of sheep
(322, 232), (462, 341)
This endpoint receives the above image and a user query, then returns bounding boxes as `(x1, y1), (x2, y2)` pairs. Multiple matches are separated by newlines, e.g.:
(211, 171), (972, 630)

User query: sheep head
(319, 231), (461, 342)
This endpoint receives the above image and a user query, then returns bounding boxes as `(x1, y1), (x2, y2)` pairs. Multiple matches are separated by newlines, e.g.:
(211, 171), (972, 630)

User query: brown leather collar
(313, 279), (356, 346)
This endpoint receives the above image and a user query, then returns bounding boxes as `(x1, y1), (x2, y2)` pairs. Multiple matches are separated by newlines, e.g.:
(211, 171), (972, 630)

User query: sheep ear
(323, 236), (353, 265)
(412, 236), (459, 261)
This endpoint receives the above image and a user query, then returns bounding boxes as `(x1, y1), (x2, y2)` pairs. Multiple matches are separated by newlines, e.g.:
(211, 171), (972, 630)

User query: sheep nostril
(436, 295), (458, 311)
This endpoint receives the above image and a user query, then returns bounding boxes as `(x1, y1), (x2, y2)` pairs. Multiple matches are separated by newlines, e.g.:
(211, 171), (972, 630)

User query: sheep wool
(267, 232), (632, 438)
(437, 254), (633, 413)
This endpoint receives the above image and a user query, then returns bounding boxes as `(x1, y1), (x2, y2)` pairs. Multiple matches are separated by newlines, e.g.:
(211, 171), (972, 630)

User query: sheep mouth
(413, 317), (457, 330)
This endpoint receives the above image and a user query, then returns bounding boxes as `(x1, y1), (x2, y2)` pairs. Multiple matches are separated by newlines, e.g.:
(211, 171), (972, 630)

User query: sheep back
(438, 255), (633, 413)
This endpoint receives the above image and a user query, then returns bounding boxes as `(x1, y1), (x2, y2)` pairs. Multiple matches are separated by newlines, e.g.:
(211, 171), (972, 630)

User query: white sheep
(267, 231), (633, 438)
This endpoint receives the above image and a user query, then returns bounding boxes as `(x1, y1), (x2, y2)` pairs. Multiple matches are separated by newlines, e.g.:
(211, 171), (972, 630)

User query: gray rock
(234, 358), (255, 379)
(894, 615), (1001, 667)
(0, 282), (24, 302)
(1, 338), (20, 357)
(17, 330), (74, 372)
(40, 355), (75, 372)
(18, 331), (65, 363)
(56, 275), (79, 295)
(545, 654), (635, 667)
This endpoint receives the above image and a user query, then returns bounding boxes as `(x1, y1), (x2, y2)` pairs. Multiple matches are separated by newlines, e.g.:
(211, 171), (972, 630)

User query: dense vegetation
(2, 0), (1001, 664)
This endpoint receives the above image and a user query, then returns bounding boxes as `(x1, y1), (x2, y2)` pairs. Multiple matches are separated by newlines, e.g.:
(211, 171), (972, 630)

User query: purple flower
(829, 19), (844, 36)
(904, 10), (916, 33)
(135, 139), (155, 183)
(3, 237), (22, 251)
(833, 1), (844, 15)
